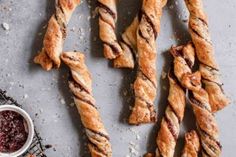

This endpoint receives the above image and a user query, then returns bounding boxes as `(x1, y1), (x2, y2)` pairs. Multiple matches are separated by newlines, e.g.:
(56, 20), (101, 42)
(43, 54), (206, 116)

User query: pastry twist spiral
(61, 52), (112, 157)
(34, 0), (80, 70)
(155, 70), (186, 157)
(98, 0), (122, 59)
(185, 0), (229, 112)
(129, 0), (164, 124)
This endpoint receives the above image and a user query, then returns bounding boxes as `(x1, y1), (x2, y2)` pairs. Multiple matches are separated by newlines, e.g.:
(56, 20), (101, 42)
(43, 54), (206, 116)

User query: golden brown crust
(181, 130), (200, 157)
(34, 0), (80, 71)
(98, 0), (122, 59)
(61, 52), (112, 157)
(155, 71), (186, 157)
(34, 49), (53, 71)
(129, 0), (164, 125)
(171, 44), (221, 157)
(185, 0), (229, 112)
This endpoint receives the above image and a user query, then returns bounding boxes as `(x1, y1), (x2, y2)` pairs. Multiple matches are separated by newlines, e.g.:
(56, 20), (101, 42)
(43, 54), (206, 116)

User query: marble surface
(0, 0), (235, 156)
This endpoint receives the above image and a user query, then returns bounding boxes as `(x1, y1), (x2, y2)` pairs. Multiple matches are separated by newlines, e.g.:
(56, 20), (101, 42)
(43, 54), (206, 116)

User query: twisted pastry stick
(98, 0), (122, 59)
(113, 0), (167, 69)
(171, 43), (222, 157)
(128, 0), (164, 124)
(61, 52), (112, 157)
(181, 130), (200, 157)
(155, 70), (186, 157)
(185, 0), (229, 112)
(34, 0), (80, 71)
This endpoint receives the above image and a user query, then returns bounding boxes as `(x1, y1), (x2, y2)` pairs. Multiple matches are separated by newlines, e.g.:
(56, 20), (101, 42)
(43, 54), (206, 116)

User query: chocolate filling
(104, 42), (120, 55)
(164, 114), (178, 141)
(140, 10), (157, 38)
(197, 17), (208, 27)
(98, 2), (116, 19)
(69, 75), (90, 94)
(189, 91), (211, 112)
(73, 94), (97, 110)
(86, 128), (110, 141)
(140, 70), (157, 89)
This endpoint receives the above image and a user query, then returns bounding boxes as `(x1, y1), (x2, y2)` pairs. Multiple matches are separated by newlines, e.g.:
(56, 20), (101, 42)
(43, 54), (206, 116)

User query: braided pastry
(181, 130), (200, 157)
(34, 0), (80, 71)
(155, 70), (186, 157)
(113, 0), (167, 69)
(128, 0), (164, 124)
(98, 0), (122, 59)
(61, 52), (112, 157)
(185, 0), (229, 112)
(171, 43), (222, 156)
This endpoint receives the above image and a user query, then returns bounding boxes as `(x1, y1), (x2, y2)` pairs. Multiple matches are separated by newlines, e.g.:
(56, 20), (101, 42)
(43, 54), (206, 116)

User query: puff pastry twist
(171, 43), (222, 157)
(34, 0), (80, 71)
(181, 130), (200, 157)
(113, 0), (167, 69)
(61, 52), (112, 157)
(155, 70), (186, 157)
(185, 0), (229, 112)
(129, 0), (164, 124)
(98, 0), (122, 59)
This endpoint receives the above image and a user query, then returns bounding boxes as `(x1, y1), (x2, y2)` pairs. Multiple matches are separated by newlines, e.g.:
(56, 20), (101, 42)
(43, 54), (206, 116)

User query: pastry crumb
(92, 7), (99, 18)
(60, 98), (66, 105)
(69, 102), (75, 107)
(136, 134), (140, 140)
(163, 86), (167, 90)
(128, 141), (139, 156)
(129, 106), (133, 110)
(70, 27), (76, 32)
(123, 90), (128, 96)
(2, 22), (9, 30)
(23, 94), (28, 99)
(161, 71), (167, 79)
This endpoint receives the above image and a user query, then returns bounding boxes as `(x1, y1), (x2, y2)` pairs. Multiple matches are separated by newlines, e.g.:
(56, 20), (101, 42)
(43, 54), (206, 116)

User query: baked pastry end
(113, 42), (135, 69)
(129, 101), (157, 125)
(203, 80), (230, 112)
(33, 49), (53, 71)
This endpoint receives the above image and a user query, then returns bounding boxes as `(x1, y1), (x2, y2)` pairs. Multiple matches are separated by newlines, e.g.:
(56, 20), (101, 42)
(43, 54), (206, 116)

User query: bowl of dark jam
(0, 105), (34, 157)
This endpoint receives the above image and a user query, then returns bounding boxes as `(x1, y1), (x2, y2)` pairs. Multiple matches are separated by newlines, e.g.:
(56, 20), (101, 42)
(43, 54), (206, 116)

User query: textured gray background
(0, 0), (235, 156)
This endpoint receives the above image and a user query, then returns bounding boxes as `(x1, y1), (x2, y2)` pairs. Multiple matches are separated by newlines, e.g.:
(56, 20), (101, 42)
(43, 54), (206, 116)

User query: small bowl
(0, 105), (34, 157)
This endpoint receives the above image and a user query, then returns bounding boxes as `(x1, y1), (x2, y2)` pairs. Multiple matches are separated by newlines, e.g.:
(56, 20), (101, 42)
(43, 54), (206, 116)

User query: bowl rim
(0, 105), (34, 157)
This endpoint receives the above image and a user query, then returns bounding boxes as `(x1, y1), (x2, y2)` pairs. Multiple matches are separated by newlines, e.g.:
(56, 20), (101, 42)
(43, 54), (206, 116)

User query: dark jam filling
(0, 110), (28, 153)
